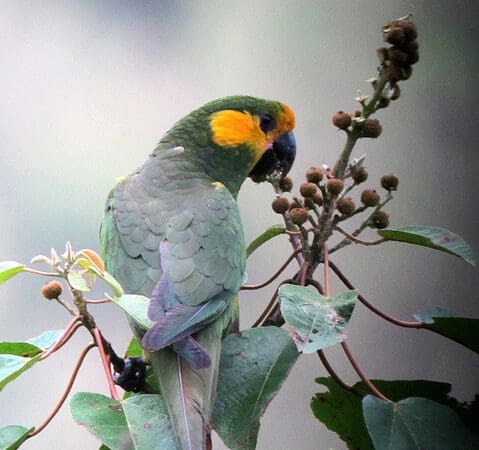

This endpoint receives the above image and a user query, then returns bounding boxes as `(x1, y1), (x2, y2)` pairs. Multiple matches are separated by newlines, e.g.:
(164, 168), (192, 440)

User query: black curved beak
(249, 131), (296, 182)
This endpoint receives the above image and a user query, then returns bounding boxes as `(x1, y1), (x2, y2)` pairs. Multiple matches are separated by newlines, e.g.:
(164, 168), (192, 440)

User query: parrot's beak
(249, 131), (296, 182)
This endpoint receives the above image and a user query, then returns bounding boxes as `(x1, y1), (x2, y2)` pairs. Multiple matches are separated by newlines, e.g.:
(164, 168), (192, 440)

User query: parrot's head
(158, 96), (296, 196)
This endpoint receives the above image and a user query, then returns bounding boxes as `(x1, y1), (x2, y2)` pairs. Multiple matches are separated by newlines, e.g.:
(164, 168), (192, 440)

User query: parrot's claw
(113, 357), (147, 392)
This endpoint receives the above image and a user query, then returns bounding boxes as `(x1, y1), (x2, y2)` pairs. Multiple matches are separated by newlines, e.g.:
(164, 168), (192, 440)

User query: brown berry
(388, 84), (401, 100)
(326, 178), (344, 196)
(289, 199), (302, 211)
(361, 189), (380, 207)
(388, 47), (409, 66)
(279, 176), (293, 192)
(360, 119), (382, 138)
(41, 281), (63, 300)
(332, 111), (352, 130)
(398, 20), (418, 41)
(272, 197), (289, 214)
(336, 198), (356, 216)
(313, 193), (323, 206)
(300, 182), (318, 198)
(352, 167), (368, 184)
(376, 97), (390, 109)
(305, 167), (323, 184)
(370, 210), (390, 229)
(385, 64), (403, 83)
(383, 26), (405, 45)
(380, 173), (399, 191)
(407, 50), (419, 65)
(376, 47), (389, 64)
(289, 208), (309, 226)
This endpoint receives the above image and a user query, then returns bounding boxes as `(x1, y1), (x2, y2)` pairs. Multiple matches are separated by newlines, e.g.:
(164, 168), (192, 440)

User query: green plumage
(100, 96), (294, 450)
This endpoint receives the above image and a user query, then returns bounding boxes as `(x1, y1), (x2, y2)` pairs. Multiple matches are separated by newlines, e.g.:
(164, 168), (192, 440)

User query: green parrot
(100, 96), (296, 450)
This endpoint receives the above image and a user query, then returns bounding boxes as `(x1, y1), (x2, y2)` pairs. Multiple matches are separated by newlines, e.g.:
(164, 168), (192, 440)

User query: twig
(334, 226), (385, 246)
(40, 317), (82, 360)
(329, 261), (423, 328)
(84, 298), (111, 304)
(317, 350), (354, 391)
(23, 267), (63, 277)
(341, 341), (391, 402)
(27, 343), (96, 438)
(241, 249), (302, 291)
(323, 245), (330, 297)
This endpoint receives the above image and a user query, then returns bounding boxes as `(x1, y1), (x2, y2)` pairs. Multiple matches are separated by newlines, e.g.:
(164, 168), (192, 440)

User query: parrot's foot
(113, 357), (147, 392)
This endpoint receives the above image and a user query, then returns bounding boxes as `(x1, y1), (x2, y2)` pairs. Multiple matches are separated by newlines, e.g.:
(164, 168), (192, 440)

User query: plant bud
(41, 280), (63, 300)
(370, 210), (390, 229)
(289, 208), (309, 226)
(279, 176), (293, 192)
(361, 189), (380, 207)
(380, 173), (399, 191)
(300, 182), (318, 198)
(360, 119), (382, 138)
(332, 111), (352, 130)
(336, 197), (356, 216)
(326, 178), (344, 196)
(272, 197), (289, 214)
(305, 167), (323, 184)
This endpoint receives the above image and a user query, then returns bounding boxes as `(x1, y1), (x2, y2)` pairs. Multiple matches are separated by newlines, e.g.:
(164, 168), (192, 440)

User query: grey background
(1, 1), (478, 449)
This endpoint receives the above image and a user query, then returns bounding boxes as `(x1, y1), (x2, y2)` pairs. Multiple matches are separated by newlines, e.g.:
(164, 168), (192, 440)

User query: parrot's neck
(152, 141), (253, 198)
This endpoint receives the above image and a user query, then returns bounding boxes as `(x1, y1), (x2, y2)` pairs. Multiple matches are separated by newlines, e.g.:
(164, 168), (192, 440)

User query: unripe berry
(279, 176), (293, 192)
(272, 197), (289, 214)
(370, 210), (390, 229)
(332, 111), (352, 130)
(361, 189), (380, 207)
(352, 167), (368, 184)
(326, 178), (344, 196)
(41, 280), (63, 300)
(360, 119), (382, 138)
(380, 173), (399, 191)
(300, 182), (318, 198)
(289, 208), (309, 226)
(305, 167), (323, 184)
(336, 197), (356, 216)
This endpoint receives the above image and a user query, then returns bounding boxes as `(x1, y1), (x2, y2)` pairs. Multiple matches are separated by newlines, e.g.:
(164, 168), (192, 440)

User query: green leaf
(279, 284), (357, 353)
(67, 271), (91, 292)
(362, 395), (479, 450)
(27, 329), (63, 350)
(109, 294), (153, 332)
(413, 308), (479, 354)
(125, 337), (142, 358)
(312, 378), (479, 450)
(122, 395), (179, 449)
(0, 355), (40, 391)
(70, 392), (178, 450)
(0, 261), (25, 285)
(213, 327), (299, 450)
(88, 266), (124, 296)
(246, 224), (285, 258)
(0, 425), (34, 450)
(0, 342), (42, 358)
(378, 226), (475, 266)
(70, 392), (131, 449)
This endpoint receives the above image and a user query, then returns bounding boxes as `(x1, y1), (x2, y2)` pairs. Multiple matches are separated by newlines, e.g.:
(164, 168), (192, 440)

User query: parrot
(100, 96), (296, 450)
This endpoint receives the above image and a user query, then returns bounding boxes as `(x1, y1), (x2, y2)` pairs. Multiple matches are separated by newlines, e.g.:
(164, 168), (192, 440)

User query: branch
(334, 225), (385, 246)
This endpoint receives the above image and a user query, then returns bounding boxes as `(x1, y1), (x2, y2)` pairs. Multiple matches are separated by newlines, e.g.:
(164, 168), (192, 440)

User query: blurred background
(1, 1), (478, 449)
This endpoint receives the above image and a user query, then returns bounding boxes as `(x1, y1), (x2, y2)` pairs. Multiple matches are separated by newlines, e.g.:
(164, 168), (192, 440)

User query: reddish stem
(341, 342), (391, 402)
(241, 249), (301, 291)
(27, 343), (96, 438)
(329, 261), (423, 328)
(92, 328), (121, 401)
(40, 317), (82, 360)
(317, 350), (354, 391)
(323, 245), (331, 297)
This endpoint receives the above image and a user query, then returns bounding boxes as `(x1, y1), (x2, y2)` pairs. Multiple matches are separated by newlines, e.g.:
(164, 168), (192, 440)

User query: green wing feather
(100, 147), (245, 450)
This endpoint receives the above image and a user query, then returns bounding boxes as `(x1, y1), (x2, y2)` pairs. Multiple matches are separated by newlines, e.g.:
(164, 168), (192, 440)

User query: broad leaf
(27, 329), (63, 350)
(109, 294), (153, 332)
(213, 327), (299, 450)
(313, 378), (479, 450)
(0, 425), (34, 450)
(70, 393), (131, 449)
(378, 226), (475, 266)
(279, 284), (357, 353)
(0, 355), (40, 391)
(70, 392), (178, 450)
(363, 395), (479, 450)
(0, 261), (25, 285)
(414, 308), (479, 354)
(89, 266), (123, 296)
(0, 342), (42, 358)
(246, 225), (285, 258)
(122, 395), (179, 449)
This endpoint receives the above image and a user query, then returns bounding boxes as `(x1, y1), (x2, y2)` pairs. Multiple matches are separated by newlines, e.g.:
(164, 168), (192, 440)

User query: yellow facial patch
(210, 110), (266, 153)
(277, 103), (296, 135)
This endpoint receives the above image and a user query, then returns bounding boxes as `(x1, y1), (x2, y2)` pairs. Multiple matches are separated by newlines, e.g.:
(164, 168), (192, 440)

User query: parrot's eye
(259, 113), (276, 133)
